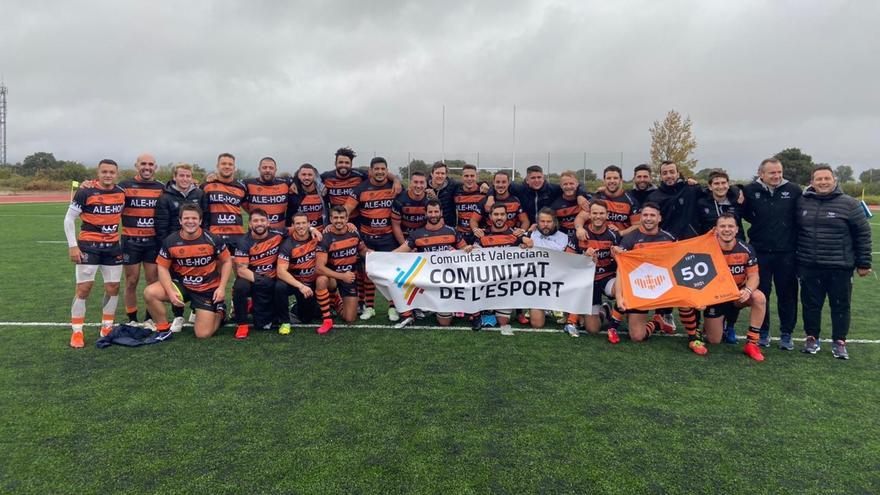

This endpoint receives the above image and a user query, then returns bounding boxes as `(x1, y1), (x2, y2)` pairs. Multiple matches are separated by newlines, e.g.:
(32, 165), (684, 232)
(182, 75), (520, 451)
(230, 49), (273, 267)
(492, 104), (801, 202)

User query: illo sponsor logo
(394, 256), (428, 305)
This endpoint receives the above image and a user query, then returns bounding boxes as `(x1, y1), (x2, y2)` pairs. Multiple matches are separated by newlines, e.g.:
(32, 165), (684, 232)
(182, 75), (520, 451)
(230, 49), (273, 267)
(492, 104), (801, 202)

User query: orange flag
(616, 231), (740, 310)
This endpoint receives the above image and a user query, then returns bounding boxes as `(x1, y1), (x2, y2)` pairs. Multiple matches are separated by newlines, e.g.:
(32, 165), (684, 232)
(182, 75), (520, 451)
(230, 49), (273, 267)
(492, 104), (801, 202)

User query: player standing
(287, 163), (326, 229)
(201, 153), (248, 246)
(550, 171), (588, 236)
(63, 159), (125, 347)
(391, 171), (429, 245)
(243, 157), (291, 230)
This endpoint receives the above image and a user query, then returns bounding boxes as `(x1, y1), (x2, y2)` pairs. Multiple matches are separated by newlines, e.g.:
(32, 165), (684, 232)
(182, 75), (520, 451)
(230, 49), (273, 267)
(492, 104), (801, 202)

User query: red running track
(0, 193), (70, 204)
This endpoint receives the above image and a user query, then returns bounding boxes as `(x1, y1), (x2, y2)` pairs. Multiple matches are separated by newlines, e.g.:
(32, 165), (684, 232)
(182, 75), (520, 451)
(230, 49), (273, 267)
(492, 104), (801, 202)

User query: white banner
(367, 247), (596, 314)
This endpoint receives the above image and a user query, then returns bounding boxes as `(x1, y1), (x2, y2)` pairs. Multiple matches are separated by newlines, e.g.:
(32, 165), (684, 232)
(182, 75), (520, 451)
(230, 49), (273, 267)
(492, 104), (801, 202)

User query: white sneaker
(188, 311), (197, 323)
(170, 316), (185, 333)
(564, 323), (580, 338)
(394, 316), (415, 329)
(142, 319), (157, 331)
(359, 307), (376, 320)
(388, 307), (400, 322)
(499, 324), (514, 336)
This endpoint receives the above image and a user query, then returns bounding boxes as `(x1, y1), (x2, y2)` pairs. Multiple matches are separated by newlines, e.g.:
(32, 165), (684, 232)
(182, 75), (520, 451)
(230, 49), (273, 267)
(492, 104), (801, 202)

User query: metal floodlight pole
(512, 105), (517, 179)
(441, 105), (446, 163)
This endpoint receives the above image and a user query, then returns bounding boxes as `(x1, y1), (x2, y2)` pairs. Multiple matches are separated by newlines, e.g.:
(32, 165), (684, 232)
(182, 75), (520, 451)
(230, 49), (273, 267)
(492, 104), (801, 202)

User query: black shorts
(174, 281), (225, 313)
(78, 243), (123, 266)
(363, 234), (399, 252)
(592, 277), (615, 305)
(335, 277), (358, 298)
(705, 301), (741, 319)
(122, 237), (159, 265)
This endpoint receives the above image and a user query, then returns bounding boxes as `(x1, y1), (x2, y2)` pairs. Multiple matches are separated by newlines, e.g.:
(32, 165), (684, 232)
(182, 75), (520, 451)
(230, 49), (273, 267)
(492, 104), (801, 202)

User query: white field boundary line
(3, 321), (880, 344)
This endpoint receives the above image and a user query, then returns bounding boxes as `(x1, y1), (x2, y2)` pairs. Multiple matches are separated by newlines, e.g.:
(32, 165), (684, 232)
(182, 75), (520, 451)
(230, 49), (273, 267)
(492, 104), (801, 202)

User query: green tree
(649, 110), (697, 177)
(835, 165), (854, 183)
(18, 152), (59, 176)
(399, 159), (429, 178)
(576, 169), (597, 183)
(858, 168), (880, 184)
(773, 148), (814, 185)
(694, 168), (716, 182)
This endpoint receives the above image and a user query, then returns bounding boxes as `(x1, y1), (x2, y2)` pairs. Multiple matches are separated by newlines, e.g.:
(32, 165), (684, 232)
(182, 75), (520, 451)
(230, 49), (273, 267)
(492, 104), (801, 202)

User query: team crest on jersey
(781, 191), (791, 198)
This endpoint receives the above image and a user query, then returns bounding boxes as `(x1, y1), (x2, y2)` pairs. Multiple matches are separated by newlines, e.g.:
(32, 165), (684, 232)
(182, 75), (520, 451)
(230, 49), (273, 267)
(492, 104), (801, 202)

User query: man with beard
(315, 206), (368, 333)
(392, 171), (429, 245)
(392, 199), (469, 329)
(346, 157), (399, 321)
(629, 163), (657, 211)
(614, 203), (706, 355)
(509, 165), (584, 225)
(473, 171), (529, 236)
(64, 160), (126, 348)
(425, 161), (490, 228)
(154, 163), (205, 332)
(525, 208), (568, 328)
(576, 165), (639, 237)
(703, 213), (767, 361)
(550, 171), (589, 236)
(201, 153), (248, 246)
(145, 204), (232, 339)
(231, 209), (285, 339)
(287, 163), (325, 229)
(566, 200), (622, 342)
(117, 154), (165, 327)
(473, 203), (534, 336)
(741, 158), (802, 349)
(276, 213), (320, 335)
(243, 157), (291, 230)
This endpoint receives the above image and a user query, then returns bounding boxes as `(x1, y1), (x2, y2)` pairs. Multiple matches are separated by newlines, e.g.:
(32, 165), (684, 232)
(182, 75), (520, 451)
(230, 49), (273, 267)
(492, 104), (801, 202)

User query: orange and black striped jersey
(201, 179), (248, 236)
(405, 225), (466, 252)
(566, 226), (620, 281)
(594, 190), (639, 231)
(453, 184), (487, 234)
(157, 228), (230, 292)
(477, 227), (526, 248)
(346, 180), (395, 237)
(619, 228), (676, 251)
(288, 190), (325, 229)
(233, 230), (285, 279)
(278, 235), (319, 284)
(550, 195), (584, 235)
(71, 185), (125, 245)
(478, 194), (523, 230)
(118, 178), (164, 239)
(721, 240), (758, 288)
(317, 230), (364, 273)
(243, 178), (291, 230)
(321, 169), (366, 219)
(391, 191), (428, 236)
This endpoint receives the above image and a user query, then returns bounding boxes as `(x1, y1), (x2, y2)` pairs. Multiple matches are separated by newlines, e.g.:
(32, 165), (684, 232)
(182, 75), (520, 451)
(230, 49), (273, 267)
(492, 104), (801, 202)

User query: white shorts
(75, 264), (123, 284)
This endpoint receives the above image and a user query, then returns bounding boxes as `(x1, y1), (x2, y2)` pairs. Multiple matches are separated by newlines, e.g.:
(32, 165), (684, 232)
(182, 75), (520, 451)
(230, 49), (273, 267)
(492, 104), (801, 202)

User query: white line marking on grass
(3, 321), (880, 344)
(36, 240), (67, 244)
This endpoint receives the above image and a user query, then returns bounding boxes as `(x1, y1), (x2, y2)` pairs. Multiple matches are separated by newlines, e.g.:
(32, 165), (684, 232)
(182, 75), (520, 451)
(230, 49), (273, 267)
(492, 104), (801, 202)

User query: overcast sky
(2, 0), (878, 179)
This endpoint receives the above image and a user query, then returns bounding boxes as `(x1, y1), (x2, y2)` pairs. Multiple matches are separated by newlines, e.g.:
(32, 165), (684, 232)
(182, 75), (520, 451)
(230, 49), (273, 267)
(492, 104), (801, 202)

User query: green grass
(1, 203), (878, 494)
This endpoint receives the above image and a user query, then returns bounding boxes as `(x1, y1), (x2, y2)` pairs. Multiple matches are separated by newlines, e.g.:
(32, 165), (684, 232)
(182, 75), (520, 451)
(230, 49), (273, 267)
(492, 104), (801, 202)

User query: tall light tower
(0, 81), (7, 165)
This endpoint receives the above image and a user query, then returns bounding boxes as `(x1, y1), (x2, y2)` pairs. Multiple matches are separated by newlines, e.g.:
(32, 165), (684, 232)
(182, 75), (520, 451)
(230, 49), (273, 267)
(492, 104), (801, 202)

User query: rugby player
(614, 202), (706, 354)
(473, 203), (534, 335)
(704, 213), (767, 361)
(287, 163), (325, 229)
(741, 158), (802, 349)
(154, 163), (205, 331)
(144, 204), (232, 339)
(577, 165), (639, 237)
(232, 209), (285, 339)
(629, 163), (657, 210)
(425, 161), (490, 227)
(201, 152), (248, 246)
(116, 154), (165, 326)
(63, 159), (125, 347)
(315, 206), (368, 333)
(549, 171), (588, 236)
(276, 213), (320, 334)
(392, 199), (469, 329)
(565, 200), (622, 342)
(508, 165), (582, 225)
(452, 164), (488, 246)
(346, 157), (399, 321)
(473, 171), (529, 236)
(243, 156), (291, 230)
(526, 208), (568, 328)
(696, 169), (745, 238)
(391, 170), (428, 245)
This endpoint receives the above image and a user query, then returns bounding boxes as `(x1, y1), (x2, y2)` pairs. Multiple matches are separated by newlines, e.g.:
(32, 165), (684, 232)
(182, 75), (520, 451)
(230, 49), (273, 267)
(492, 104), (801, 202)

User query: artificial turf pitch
(1, 203), (878, 494)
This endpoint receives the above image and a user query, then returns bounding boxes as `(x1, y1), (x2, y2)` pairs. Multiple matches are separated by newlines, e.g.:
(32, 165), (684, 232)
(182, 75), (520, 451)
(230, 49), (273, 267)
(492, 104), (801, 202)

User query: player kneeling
(703, 213), (767, 361)
(143, 204), (233, 339)
(314, 206), (367, 334)
(275, 213), (321, 335)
